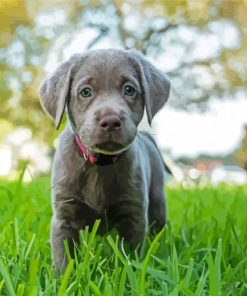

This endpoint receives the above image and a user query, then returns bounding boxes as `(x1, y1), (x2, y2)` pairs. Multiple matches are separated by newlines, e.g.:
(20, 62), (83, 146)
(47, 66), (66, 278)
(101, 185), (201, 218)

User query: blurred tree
(235, 125), (247, 170)
(0, 0), (247, 145)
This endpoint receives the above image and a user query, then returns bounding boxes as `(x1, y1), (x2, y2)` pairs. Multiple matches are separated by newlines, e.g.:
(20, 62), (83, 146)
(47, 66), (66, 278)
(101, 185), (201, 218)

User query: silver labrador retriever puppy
(40, 49), (170, 271)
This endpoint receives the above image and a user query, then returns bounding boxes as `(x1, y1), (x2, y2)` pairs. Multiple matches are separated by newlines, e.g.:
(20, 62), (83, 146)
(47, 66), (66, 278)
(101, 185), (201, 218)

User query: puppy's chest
(79, 165), (118, 213)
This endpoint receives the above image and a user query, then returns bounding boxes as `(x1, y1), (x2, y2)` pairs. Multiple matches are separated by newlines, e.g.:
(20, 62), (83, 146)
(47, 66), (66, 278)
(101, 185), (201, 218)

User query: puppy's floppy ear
(39, 54), (80, 129)
(130, 51), (170, 125)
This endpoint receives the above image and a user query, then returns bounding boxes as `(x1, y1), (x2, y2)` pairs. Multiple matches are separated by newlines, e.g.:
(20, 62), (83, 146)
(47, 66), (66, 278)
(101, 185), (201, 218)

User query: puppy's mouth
(92, 142), (128, 155)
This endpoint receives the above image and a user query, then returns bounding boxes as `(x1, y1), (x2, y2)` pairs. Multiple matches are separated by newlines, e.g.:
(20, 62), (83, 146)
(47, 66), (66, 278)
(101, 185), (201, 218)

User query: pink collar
(74, 136), (120, 166)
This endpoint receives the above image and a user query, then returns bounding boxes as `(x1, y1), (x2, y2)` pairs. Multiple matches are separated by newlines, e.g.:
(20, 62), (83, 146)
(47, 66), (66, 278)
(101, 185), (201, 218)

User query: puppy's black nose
(99, 115), (121, 131)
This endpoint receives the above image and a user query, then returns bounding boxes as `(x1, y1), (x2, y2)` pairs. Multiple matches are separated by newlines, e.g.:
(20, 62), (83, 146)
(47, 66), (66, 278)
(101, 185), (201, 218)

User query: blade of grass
(28, 258), (39, 295)
(0, 280), (4, 293)
(139, 228), (165, 295)
(17, 283), (25, 296)
(214, 239), (222, 293)
(172, 244), (179, 285)
(107, 236), (127, 265)
(81, 219), (101, 275)
(184, 258), (194, 288)
(24, 234), (36, 260)
(208, 239), (222, 295)
(208, 252), (216, 295)
(126, 265), (138, 296)
(89, 280), (102, 296)
(179, 285), (196, 296)
(57, 259), (74, 296)
(0, 258), (16, 296)
(17, 161), (29, 185)
(103, 273), (112, 296)
(118, 265), (127, 296)
(13, 218), (20, 257)
(195, 268), (208, 296)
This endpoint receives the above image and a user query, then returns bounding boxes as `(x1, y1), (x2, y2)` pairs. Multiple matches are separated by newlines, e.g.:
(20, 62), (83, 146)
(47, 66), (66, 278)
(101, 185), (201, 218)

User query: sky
(42, 17), (247, 159)
(154, 98), (247, 157)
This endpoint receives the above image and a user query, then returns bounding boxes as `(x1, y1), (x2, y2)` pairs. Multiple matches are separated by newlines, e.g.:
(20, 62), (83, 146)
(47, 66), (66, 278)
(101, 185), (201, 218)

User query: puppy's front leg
(109, 199), (148, 256)
(51, 216), (78, 272)
(51, 198), (105, 271)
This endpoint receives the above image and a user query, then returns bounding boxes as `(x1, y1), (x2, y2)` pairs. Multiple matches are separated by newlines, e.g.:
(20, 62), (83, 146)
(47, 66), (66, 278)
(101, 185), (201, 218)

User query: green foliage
(0, 176), (247, 295)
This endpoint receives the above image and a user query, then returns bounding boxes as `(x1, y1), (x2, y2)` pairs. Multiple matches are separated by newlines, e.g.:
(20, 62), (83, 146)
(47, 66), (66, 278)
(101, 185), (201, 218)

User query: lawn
(0, 175), (246, 295)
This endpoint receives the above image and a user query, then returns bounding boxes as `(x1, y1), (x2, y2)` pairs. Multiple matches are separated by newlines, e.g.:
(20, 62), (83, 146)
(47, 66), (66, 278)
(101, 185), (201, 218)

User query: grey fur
(39, 49), (170, 271)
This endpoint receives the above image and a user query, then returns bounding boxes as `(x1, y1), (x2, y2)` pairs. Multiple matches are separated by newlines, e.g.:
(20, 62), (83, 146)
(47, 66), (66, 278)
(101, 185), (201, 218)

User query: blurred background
(0, 0), (247, 185)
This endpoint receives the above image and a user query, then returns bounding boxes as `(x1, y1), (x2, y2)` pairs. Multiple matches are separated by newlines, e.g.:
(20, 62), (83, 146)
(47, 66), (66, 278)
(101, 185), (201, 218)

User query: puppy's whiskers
(48, 176), (66, 191)
(52, 198), (74, 204)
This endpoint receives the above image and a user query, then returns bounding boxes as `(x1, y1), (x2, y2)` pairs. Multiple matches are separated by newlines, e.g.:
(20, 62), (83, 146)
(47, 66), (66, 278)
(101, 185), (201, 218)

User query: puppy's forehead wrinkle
(73, 52), (138, 90)
(74, 76), (94, 93)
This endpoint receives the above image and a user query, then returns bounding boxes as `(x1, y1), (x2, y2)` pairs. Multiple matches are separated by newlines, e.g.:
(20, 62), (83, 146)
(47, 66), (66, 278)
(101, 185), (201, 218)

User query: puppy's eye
(124, 85), (136, 97)
(80, 87), (92, 98)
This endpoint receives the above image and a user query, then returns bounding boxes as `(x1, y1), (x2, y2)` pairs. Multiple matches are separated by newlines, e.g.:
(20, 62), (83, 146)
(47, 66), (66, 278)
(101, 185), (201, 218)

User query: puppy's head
(40, 49), (170, 154)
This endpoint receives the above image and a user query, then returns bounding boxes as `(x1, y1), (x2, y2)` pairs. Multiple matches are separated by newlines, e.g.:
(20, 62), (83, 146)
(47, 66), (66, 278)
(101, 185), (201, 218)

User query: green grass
(0, 175), (247, 295)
